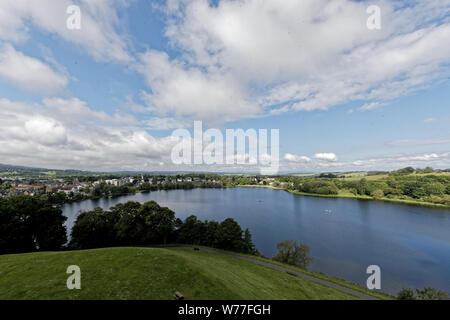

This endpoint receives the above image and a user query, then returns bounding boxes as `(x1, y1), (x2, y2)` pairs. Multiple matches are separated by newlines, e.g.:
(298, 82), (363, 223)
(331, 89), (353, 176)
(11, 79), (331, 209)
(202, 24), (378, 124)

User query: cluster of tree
(397, 286), (448, 300)
(69, 201), (258, 255)
(294, 179), (339, 195)
(177, 215), (258, 255)
(0, 196), (67, 254)
(272, 240), (312, 269)
(339, 175), (450, 204)
(92, 182), (136, 198)
(0, 180), (12, 190)
(280, 168), (450, 205)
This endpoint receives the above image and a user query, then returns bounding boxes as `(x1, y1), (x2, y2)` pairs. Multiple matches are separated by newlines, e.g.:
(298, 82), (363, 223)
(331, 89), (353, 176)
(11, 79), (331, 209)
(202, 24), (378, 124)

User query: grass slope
(0, 247), (363, 300)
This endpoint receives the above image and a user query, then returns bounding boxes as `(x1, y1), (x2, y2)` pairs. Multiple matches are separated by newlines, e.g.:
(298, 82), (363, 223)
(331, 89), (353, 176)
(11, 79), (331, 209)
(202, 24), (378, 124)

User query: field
(0, 247), (384, 300)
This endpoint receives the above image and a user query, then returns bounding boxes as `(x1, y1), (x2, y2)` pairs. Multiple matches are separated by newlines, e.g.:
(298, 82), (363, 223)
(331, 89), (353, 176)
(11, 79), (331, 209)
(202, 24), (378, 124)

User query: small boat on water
(324, 209), (332, 214)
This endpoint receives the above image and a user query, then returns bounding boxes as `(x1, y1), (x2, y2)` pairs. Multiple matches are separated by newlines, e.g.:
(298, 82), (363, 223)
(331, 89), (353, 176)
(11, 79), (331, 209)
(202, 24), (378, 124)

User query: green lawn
(0, 247), (365, 300)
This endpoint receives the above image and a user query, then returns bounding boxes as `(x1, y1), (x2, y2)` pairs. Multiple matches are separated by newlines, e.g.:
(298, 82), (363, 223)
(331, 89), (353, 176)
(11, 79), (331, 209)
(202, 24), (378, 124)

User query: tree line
(275, 168), (450, 206)
(0, 196), (67, 254)
(69, 201), (258, 255)
(0, 195), (258, 256)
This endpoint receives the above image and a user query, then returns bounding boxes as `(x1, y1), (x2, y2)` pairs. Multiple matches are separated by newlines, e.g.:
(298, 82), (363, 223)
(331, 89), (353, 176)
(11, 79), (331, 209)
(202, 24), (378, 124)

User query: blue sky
(0, 0), (449, 172)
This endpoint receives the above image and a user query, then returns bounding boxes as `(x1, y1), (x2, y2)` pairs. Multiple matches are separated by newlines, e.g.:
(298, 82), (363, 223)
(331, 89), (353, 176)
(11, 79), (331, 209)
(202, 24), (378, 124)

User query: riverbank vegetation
(397, 286), (448, 300)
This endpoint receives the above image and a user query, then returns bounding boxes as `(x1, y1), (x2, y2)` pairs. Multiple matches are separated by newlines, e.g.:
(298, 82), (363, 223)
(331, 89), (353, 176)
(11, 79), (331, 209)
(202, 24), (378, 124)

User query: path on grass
(163, 246), (380, 300)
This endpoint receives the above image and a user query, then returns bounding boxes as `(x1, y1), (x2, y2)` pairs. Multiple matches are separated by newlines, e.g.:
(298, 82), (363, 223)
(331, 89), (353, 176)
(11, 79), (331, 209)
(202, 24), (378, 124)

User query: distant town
(0, 174), (222, 198)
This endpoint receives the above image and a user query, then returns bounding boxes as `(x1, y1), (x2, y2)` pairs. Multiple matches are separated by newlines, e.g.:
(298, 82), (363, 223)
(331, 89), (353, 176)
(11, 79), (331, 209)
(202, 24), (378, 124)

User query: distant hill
(0, 163), (92, 177)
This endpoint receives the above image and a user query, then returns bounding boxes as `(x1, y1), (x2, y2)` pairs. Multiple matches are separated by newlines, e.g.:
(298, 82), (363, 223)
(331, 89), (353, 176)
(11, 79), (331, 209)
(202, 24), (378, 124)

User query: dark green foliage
(295, 179), (339, 195)
(176, 215), (258, 254)
(396, 287), (416, 300)
(415, 287), (448, 300)
(177, 215), (206, 245)
(243, 228), (258, 255)
(0, 196), (67, 254)
(390, 167), (416, 176)
(70, 201), (258, 255)
(70, 201), (176, 248)
(397, 286), (448, 300)
(215, 218), (246, 252)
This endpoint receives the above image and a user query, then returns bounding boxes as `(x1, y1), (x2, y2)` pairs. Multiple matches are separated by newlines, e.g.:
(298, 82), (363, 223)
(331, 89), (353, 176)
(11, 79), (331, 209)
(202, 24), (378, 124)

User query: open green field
(0, 247), (378, 300)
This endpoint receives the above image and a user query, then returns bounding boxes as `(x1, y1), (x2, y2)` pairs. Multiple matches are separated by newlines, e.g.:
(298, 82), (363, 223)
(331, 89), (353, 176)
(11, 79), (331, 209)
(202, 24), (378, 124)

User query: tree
(70, 207), (117, 249)
(216, 218), (244, 252)
(139, 201), (176, 244)
(242, 228), (258, 255)
(416, 287), (448, 300)
(114, 202), (148, 245)
(69, 200), (258, 254)
(203, 220), (220, 248)
(396, 286), (448, 300)
(423, 167), (434, 174)
(424, 182), (445, 196)
(371, 189), (384, 200)
(357, 178), (368, 195)
(392, 167), (415, 176)
(176, 215), (205, 245)
(0, 196), (67, 254)
(273, 240), (312, 269)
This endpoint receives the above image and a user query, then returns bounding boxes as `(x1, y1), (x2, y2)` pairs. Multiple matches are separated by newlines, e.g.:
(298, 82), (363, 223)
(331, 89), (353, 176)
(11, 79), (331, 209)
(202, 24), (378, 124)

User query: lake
(62, 187), (450, 295)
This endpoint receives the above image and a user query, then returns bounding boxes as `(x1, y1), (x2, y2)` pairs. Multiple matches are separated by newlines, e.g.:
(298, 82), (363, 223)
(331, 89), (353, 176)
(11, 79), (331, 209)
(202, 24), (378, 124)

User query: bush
(371, 189), (384, 200)
(397, 287), (416, 300)
(273, 240), (312, 269)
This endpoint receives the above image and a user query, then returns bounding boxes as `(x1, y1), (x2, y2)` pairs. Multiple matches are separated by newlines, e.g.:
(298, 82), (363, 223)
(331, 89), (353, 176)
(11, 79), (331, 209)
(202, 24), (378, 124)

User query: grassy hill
(0, 247), (381, 300)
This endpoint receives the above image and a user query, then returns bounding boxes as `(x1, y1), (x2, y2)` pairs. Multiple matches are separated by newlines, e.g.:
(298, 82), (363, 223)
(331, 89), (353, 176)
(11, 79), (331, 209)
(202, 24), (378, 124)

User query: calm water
(62, 187), (450, 295)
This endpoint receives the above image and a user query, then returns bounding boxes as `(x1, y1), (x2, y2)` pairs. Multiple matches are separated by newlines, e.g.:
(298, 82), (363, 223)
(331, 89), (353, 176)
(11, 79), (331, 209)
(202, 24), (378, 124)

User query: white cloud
(278, 152), (450, 172)
(422, 116), (450, 124)
(284, 153), (311, 163)
(314, 153), (338, 162)
(24, 117), (68, 146)
(144, 117), (190, 131)
(349, 152), (449, 167)
(0, 0), (131, 62)
(0, 98), (179, 171)
(0, 44), (68, 94)
(135, 0), (450, 122)
(386, 137), (450, 146)
(359, 102), (387, 112)
(136, 50), (259, 124)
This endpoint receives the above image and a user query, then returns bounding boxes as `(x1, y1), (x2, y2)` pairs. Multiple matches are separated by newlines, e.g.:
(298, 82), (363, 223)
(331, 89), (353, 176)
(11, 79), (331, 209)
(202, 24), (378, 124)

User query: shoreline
(236, 185), (450, 209)
(60, 184), (450, 210)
